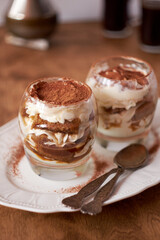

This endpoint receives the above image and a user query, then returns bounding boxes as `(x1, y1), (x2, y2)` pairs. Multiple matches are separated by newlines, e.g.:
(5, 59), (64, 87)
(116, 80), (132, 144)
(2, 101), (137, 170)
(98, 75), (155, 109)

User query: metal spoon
(62, 168), (118, 209)
(62, 144), (148, 210)
(81, 144), (148, 215)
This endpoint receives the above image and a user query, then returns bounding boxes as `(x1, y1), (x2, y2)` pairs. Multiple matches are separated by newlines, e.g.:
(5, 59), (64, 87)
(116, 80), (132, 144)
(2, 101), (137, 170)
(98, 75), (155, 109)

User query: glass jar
(18, 77), (97, 180)
(86, 56), (158, 148)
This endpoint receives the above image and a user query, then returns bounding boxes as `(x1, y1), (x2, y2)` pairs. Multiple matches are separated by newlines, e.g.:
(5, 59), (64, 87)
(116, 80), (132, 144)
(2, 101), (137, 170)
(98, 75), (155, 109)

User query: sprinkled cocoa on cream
(30, 79), (91, 105)
(99, 66), (148, 87)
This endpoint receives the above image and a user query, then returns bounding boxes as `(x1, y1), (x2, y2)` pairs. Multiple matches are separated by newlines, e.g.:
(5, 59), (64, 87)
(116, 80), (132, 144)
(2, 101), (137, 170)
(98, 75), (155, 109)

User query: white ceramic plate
(0, 100), (160, 213)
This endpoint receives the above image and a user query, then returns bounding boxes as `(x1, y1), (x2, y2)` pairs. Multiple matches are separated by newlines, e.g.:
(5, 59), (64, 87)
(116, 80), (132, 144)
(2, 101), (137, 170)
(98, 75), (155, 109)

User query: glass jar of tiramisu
(18, 77), (97, 180)
(86, 56), (158, 149)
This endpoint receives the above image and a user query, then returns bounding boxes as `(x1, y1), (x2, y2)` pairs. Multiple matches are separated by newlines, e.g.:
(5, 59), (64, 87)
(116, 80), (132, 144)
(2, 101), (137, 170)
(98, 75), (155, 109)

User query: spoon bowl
(114, 143), (148, 169)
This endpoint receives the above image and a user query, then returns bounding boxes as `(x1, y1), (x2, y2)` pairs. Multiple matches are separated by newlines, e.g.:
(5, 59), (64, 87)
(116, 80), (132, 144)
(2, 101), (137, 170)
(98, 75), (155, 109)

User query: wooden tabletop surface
(1, 22), (160, 240)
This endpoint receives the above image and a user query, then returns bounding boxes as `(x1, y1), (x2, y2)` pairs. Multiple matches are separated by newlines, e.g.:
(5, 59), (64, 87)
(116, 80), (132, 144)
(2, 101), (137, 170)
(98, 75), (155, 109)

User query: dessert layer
(24, 130), (93, 163)
(31, 114), (81, 134)
(103, 100), (155, 121)
(87, 76), (150, 109)
(99, 66), (148, 86)
(98, 99), (154, 138)
(24, 79), (96, 126)
(25, 94), (95, 124)
(19, 114), (90, 146)
(87, 62), (150, 109)
(98, 115), (152, 138)
(30, 79), (91, 105)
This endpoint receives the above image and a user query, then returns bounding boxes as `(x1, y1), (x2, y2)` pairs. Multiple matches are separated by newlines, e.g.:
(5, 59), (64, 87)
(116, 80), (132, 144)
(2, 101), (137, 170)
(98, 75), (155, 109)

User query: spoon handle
(62, 167), (118, 209)
(81, 167), (124, 215)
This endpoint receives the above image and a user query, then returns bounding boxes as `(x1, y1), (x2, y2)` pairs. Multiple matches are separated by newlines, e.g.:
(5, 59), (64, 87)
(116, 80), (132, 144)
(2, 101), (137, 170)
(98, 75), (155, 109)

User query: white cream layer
(98, 114), (152, 138)
(97, 100), (153, 138)
(86, 77), (150, 110)
(25, 94), (95, 124)
(19, 92), (96, 147)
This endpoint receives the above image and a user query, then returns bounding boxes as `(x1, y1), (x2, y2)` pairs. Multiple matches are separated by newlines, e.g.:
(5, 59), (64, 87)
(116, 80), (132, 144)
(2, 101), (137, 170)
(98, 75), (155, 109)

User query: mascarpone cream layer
(86, 77), (150, 110)
(25, 94), (95, 124)
(98, 102), (153, 138)
(98, 114), (152, 138)
(19, 92), (96, 147)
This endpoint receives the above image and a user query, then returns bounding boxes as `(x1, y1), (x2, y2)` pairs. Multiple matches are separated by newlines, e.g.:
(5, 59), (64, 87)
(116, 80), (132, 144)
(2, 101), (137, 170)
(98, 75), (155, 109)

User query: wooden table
(1, 22), (160, 240)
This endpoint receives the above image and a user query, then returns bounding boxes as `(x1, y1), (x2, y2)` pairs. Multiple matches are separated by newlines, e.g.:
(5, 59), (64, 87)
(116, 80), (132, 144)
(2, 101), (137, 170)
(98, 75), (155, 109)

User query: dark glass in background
(103, 0), (131, 38)
(140, 0), (160, 53)
(103, 0), (128, 31)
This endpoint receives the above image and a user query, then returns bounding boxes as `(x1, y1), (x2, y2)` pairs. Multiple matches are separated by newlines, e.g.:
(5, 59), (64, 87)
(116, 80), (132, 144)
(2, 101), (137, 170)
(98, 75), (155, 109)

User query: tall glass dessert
(19, 77), (97, 180)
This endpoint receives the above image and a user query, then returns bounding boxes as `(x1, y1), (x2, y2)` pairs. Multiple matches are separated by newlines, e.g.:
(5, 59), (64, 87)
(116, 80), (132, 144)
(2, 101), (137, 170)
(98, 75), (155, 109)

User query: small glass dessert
(86, 56), (158, 148)
(18, 77), (97, 180)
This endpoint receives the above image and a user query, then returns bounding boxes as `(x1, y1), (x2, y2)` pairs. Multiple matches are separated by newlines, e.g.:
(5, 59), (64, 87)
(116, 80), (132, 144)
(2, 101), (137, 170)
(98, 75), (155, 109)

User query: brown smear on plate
(9, 140), (24, 176)
(60, 151), (111, 194)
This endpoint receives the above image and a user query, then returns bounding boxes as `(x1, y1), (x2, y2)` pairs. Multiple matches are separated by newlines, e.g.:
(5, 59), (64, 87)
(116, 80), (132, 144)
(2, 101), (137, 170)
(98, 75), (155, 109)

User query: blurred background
(1, 0), (160, 126)
(0, 0), (140, 24)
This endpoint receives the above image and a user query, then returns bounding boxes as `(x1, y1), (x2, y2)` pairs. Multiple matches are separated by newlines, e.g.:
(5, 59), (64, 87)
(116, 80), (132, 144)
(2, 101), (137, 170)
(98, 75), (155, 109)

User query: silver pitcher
(6, 0), (57, 39)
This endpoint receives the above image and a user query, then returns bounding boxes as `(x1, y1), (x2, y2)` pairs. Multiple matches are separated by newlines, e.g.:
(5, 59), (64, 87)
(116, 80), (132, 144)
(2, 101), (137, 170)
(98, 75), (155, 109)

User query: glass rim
(90, 55), (153, 80)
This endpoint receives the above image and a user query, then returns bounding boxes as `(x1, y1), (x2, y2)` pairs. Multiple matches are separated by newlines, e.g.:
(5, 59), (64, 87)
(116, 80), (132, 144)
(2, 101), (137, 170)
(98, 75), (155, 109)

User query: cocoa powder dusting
(99, 66), (148, 86)
(31, 80), (91, 105)
(10, 142), (25, 176)
(61, 151), (110, 194)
